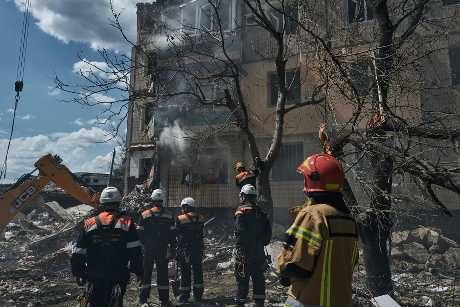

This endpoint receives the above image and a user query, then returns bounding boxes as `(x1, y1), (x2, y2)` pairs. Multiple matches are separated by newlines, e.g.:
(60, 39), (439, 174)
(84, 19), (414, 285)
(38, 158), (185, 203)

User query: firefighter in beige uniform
(278, 153), (359, 307)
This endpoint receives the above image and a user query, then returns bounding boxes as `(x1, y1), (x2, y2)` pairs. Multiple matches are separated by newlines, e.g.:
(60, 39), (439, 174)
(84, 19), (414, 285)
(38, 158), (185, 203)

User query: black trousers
(178, 247), (203, 300)
(235, 259), (265, 306)
(88, 279), (127, 307)
(139, 248), (170, 303)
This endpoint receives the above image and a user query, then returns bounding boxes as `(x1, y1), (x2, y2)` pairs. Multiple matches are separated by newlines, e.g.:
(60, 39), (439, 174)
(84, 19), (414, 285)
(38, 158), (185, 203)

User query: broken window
(139, 158), (153, 183)
(272, 143), (304, 181)
(284, 3), (298, 34)
(245, 2), (297, 34)
(443, 0), (460, 5)
(144, 103), (154, 127)
(349, 60), (372, 97)
(181, 148), (228, 184)
(269, 70), (301, 106)
(181, 2), (197, 34)
(144, 52), (156, 77)
(448, 45), (460, 86)
(181, 0), (236, 34)
(348, 0), (373, 23)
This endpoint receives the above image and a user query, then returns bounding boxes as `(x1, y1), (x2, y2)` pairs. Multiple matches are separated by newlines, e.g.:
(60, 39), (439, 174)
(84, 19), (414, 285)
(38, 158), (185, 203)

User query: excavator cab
(0, 154), (100, 231)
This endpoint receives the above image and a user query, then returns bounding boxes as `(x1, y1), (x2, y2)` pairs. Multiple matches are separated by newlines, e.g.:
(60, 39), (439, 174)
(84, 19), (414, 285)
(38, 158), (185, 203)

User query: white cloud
(0, 127), (118, 182)
(14, 0), (137, 53)
(74, 118), (85, 126)
(48, 87), (62, 96)
(19, 114), (35, 120)
(91, 93), (116, 104)
(73, 59), (111, 79)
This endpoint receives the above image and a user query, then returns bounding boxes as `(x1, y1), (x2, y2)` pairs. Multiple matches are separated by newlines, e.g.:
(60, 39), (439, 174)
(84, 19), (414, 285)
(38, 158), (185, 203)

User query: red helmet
(297, 154), (344, 193)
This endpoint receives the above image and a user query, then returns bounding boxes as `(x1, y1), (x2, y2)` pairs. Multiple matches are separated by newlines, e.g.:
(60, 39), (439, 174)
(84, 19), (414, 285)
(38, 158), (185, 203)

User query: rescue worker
(235, 159), (260, 190)
(71, 186), (143, 307)
(138, 189), (175, 307)
(278, 154), (359, 307)
(234, 184), (272, 307)
(175, 197), (205, 303)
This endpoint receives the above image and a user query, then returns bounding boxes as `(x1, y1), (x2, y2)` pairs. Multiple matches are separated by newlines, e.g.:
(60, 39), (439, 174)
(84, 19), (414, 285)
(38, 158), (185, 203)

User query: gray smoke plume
(158, 120), (188, 153)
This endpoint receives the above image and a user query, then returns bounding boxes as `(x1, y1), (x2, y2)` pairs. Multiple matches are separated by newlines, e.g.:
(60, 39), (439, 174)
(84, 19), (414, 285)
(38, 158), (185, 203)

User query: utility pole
(108, 148), (116, 187)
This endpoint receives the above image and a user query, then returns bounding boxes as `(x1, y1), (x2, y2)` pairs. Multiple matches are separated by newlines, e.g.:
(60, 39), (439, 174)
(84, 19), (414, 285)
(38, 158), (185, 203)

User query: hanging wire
(1, 0), (32, 179)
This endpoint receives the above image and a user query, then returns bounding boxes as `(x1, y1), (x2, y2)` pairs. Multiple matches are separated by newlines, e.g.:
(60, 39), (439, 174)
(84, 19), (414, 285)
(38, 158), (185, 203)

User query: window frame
(349, 59), (372, 97)
(443, 0), (460, 6)
(448, 45), (460, 87)
(347, 0), (374, 24)
(271, 142), (305, 182)
(268, 69), (301, 107)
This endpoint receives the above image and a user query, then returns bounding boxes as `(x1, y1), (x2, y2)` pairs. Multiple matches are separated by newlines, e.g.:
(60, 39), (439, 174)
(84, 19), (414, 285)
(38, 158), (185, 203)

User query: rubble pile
(389, 226), (460, 306)
(0, 201), (92, 306)
(121, 188), (149, 218)
(1, 200), (459, 307)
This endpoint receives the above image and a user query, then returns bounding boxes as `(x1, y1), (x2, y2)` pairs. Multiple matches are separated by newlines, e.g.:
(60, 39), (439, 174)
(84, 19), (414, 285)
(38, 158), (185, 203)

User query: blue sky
(0, 0), (138, 182)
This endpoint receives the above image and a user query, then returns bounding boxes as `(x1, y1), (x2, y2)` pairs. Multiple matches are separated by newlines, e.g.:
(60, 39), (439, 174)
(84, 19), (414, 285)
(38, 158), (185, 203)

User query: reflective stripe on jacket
(278, 203), (358, 307)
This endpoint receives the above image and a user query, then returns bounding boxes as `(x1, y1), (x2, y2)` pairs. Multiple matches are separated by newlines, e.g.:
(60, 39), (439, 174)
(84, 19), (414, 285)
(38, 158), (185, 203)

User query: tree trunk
(257, 169), (274, 222)
(359, 153), (394, 296)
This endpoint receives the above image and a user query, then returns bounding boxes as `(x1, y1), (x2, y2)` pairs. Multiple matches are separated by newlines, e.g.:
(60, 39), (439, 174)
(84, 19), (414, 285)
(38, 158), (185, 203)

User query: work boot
(254, 300), (264, 307)
(178, 294), (189, 303)
(160, 300), (172, 307)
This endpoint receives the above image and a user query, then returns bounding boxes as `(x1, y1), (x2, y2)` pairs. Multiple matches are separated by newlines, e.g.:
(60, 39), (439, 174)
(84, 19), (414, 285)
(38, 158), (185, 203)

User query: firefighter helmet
(235, 161), (246, 171)
(151, 189), (164, 202)
(100, 186), (122, 204)
(180, 197), (195, 208)
(297, 154), (344, 193)
(240, 184), (257, 196)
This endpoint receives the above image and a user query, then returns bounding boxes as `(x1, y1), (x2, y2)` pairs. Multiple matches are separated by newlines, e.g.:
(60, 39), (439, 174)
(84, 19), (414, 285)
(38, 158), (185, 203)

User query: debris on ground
(0, 198), (458, 307)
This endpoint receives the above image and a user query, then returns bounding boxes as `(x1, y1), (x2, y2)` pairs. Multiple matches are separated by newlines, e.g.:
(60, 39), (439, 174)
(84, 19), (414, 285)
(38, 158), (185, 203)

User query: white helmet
(240, 184), (257, 196)
(151, 189), (164, 202)
(100, 186), (121, 204)
(180, 197), (195, 208)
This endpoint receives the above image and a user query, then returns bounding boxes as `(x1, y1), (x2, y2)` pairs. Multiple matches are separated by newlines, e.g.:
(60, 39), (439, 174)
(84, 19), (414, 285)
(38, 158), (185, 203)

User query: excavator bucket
(34, 154), (99, 207)
(0, 154), (99, 232)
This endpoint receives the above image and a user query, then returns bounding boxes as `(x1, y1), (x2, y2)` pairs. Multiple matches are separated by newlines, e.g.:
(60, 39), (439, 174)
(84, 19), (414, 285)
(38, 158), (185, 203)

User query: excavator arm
(0, 154), (99, 231)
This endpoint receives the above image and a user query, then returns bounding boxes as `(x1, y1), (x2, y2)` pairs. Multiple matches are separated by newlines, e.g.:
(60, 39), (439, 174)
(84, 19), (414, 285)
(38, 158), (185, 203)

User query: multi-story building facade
(126, 0), (460, 213)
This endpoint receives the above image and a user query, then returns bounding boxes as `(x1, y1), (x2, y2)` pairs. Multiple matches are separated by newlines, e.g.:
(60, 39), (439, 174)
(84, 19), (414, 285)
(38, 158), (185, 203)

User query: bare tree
(294, 0), (460, 296)
(57, 0), (460, 299)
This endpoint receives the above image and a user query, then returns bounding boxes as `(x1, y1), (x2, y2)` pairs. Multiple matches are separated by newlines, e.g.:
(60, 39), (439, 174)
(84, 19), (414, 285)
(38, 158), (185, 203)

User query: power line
(1, 0), (32, 179)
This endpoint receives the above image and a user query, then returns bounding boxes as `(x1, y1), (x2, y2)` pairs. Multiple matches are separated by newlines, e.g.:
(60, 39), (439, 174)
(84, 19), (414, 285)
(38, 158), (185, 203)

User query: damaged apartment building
(125, 0), (460, 216)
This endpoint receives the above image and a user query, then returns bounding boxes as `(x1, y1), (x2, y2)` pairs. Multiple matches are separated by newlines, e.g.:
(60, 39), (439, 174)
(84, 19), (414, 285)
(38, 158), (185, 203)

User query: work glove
(279, 275), (291, 287)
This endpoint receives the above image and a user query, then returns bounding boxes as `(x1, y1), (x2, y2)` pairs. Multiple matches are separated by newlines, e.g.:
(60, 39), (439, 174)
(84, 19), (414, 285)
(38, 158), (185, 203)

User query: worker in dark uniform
(71, 186), (143, 307)
(234, 184), (272, 307)
(138, 189), (175, 307)
(234, 158), (263, 190)
(175, 197), (204, 303)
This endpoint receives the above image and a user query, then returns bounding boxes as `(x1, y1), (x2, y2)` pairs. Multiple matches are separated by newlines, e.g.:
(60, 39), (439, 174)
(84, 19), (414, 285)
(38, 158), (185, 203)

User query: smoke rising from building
(158, 120), (188, 153)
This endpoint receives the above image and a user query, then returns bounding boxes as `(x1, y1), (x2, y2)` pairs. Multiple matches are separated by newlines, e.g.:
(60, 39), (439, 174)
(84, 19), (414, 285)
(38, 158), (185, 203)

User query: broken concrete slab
(371, 294), (401, 307)
(41, 201), (72, 222)
(65, 204), (94, 220)
(399, 242), (430, 264)
(444, 247), (460, 270)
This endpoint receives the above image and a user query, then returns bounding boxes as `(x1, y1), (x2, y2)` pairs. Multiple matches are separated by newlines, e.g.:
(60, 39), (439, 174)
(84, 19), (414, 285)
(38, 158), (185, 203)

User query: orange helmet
(297, 154), (344, 193)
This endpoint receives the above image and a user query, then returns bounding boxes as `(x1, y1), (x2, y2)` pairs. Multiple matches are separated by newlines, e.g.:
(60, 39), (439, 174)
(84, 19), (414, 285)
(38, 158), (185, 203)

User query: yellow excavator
(0, 154), (100, 231)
